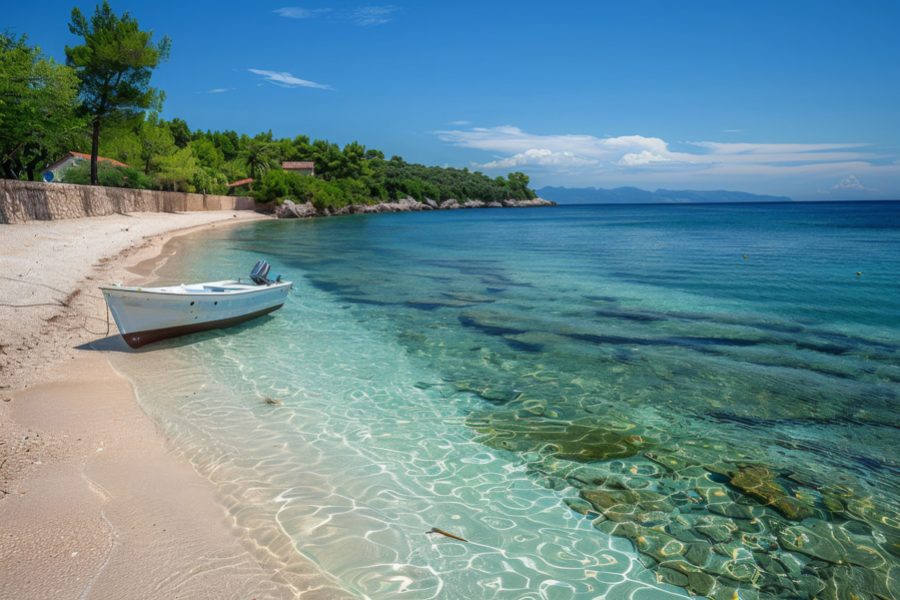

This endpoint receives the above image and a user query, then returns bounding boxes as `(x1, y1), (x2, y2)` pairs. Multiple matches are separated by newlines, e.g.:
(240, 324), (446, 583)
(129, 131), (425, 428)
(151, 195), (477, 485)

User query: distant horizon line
(535, 184), (900, 204)
(542, 198), (900, 206)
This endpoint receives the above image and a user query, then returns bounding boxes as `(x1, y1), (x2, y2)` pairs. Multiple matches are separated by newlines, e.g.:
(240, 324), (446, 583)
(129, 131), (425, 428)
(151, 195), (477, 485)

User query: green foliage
(242, 138), (273, 181)
(0, 33), (83, 180)
(167, 117), (190, 147)
(506, 172), (536, 199)
(252, 170), (368, 210)
(154, 146), (198, 192)
(189, 167), (228, 195)
(97, 120), (141, 166)
(65, 0), (170, 184)
(225, 134), (535, 206)
(60, 159), (153, 189)
(137, 112), (176, 174)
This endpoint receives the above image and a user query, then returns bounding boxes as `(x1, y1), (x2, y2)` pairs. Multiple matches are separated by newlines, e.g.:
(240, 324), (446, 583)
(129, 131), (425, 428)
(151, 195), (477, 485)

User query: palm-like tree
(243, 140), (273, 183)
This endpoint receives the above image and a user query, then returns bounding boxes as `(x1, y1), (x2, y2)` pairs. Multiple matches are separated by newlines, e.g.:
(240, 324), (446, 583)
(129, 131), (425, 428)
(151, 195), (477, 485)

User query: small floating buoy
(426, 527), (468, 542)
(856, 272), (862, 277)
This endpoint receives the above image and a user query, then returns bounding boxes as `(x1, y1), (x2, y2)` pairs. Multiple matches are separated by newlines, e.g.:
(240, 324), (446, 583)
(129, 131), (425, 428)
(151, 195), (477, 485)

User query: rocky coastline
(272, 196), (555, 219)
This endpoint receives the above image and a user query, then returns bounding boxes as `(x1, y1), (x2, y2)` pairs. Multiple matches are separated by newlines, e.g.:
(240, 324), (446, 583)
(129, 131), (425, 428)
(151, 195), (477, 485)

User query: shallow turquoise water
(112, 202), (900, 599)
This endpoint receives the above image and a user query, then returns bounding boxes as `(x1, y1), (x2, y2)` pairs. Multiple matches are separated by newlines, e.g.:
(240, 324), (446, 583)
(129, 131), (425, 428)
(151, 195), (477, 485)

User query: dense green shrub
(252, 170), (367, 210)
(61, 161), (154, 189)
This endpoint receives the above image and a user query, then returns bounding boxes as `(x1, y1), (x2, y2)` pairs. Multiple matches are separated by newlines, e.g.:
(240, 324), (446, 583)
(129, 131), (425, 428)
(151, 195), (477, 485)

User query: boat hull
(121, 304), (283, 348)
(101, 281), (292, 348)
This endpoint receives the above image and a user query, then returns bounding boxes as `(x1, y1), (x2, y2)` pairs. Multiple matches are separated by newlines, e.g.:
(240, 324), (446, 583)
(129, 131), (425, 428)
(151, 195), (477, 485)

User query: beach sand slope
(0, 212), (348, 599)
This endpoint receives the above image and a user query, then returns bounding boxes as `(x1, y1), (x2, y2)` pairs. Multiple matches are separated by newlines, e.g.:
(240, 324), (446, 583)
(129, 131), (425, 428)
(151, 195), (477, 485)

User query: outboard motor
(250, 260), (272, 285)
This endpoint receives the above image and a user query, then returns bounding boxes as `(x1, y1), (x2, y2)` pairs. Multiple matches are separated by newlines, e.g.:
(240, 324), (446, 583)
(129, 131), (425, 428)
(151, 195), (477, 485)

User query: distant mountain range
(537, 186), (792, 204)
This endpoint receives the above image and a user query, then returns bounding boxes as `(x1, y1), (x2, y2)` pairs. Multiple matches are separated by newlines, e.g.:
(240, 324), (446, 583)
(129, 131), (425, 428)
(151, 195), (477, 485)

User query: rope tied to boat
(77, 294), (111, 337)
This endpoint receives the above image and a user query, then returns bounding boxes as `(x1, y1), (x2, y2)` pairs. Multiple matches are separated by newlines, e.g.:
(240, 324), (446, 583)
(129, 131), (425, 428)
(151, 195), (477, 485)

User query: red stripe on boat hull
(122, 304), (283, 348)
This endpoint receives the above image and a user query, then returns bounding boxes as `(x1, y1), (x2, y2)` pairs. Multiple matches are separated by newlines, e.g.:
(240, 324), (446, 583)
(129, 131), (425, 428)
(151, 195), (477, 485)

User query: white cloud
(436, 125), (881, 173)
(273, 5), (394, 26)
(449, 120), (471, 126)
(273, 7), (331, 19)
(832, 175), (876, 191)
(351, 6), (397, 26)
(206, 87), (232, 94)
(481, 148), (598, 169)
(618, 151), (671, 166)
(248, 69), (331, 90)
(437, 126), (680, 169)
(435, 124), (900, 197)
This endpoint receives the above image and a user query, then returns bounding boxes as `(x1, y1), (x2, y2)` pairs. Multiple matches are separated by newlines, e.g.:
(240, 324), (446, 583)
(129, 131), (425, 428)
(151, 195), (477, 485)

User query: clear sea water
(110, 202), (900, 599)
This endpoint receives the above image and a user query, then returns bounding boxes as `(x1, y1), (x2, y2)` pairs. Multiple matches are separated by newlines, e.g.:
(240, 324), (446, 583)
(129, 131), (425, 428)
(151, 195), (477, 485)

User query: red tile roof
(282, 161), (315, 170)
(227, 177), (254, 188)
(46, 151), (129, 172)
(68, 151), (128, 168)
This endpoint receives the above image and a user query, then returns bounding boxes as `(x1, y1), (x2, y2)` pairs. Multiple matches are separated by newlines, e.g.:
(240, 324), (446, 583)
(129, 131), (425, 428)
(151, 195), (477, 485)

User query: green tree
(242, 139), (273, 181)
(137, 112), (175, 174)
(506, 172), (535, 199)
(97, 122), (141, 166)
(154, 146), (198, 191)
(0, 34), (83, 180)
(190, 167), (227, 195)
(189, 137), (224, 171)
(65, 1), (170, 184)
(166, 117), (190, 147)
(309, 139), (343, 179)
(292, 134), (312, 159)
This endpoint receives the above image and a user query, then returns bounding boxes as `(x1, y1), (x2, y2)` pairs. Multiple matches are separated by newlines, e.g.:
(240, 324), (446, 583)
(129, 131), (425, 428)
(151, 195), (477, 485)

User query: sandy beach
(0, 212), (345, 599)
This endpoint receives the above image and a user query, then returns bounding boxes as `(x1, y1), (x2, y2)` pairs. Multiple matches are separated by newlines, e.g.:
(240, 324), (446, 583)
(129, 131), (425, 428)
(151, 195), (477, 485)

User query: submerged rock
(777, 523), (844, 564)
(581, 488), (673, 516)
(686, 570), (716, 595)
(468, 411), (650, 462)
(820, 563), (895, 600)
(563, 497), (597, 516)
(729, 465), (815, 521)
(695, 515), (738, 544)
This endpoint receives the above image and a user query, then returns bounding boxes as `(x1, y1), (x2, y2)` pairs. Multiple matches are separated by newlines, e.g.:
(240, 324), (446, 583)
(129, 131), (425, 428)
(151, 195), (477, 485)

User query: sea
(108, 201), (900, 599)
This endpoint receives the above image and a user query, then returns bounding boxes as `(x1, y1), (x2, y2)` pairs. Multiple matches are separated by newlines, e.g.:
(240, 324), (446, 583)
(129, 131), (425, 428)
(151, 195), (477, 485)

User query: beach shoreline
(0, 211), (345, 599)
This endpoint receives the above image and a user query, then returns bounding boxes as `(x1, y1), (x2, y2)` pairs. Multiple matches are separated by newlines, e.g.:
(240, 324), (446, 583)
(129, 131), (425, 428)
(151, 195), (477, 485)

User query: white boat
(101, 261), (292, 348)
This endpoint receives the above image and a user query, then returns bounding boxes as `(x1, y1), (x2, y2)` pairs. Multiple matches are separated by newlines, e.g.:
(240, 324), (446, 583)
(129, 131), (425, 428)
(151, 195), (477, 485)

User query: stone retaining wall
(0, 179), (257, 224)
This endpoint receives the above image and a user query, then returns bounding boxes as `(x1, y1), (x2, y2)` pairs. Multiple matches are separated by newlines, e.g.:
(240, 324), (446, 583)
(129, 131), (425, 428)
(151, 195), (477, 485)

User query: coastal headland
(272, 195), (555, 218)
(0, 211), (351, 598)
(0, 178), (554, 224)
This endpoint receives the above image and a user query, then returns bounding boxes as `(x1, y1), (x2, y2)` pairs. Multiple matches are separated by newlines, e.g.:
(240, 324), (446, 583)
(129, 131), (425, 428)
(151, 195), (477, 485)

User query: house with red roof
(282, 161), (315, 176)
(42, 151), (129, 183)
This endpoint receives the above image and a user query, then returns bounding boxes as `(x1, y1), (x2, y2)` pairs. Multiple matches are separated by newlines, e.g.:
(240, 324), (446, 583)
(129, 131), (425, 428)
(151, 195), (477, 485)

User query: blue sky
(6, 0), (900, 199)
